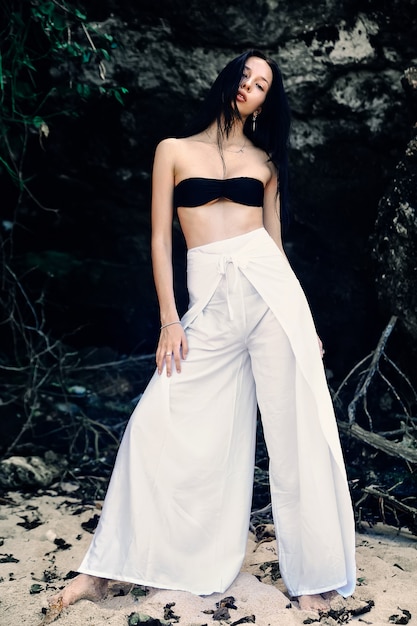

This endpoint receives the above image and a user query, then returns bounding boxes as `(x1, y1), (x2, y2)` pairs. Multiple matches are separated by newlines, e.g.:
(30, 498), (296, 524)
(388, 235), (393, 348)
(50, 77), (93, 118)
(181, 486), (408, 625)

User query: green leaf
(52, 13), (67, 31)
(67, 42), (83, 57)
(113, 89), (125, 105)
(32, 116), (45, 129)
(30, 8), (43, 20)
(38, 1), (55, 18)
(23, 56), (36, 71)
(74, 8), (87, 20)
(100, 49), (111, 61)
(76, 83), (91, 98)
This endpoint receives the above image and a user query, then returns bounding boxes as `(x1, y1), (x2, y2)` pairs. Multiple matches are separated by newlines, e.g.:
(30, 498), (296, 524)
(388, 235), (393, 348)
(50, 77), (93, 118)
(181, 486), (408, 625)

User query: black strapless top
(174, 177), (264, 209)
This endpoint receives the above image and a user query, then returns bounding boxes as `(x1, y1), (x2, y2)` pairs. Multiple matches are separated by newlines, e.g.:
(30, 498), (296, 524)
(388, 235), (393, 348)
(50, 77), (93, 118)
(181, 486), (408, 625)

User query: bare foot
(42, 574), (108, 624)
(297, 593), (331, 612)
(321, 590), (339, 602)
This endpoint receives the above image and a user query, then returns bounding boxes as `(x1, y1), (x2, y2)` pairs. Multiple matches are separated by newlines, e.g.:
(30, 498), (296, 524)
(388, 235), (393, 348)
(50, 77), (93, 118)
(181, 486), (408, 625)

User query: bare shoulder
(156, 138), (196, 172)
(156, 137), (191, 154)
(155, 137), (179, 155)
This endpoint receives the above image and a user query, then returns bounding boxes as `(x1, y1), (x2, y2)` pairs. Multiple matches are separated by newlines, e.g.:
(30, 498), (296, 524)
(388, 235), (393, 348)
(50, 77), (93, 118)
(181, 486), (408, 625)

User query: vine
(0, 0), (128, 199)
(0, 0), (129, 468)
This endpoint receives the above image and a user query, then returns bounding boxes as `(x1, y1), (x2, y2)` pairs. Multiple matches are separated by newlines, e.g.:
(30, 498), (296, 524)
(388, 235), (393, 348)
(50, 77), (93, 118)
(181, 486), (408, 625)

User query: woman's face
(235, 56), (272, 118)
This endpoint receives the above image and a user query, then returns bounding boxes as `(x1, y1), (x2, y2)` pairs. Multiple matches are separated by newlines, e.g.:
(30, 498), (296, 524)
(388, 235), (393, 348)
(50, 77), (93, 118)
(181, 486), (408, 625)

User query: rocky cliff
(2, 0), (417, 382)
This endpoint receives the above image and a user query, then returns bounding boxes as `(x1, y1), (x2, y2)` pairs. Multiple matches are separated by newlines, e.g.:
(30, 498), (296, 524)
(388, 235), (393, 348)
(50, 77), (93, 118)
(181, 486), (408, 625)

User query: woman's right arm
(151, 139), (189, 376)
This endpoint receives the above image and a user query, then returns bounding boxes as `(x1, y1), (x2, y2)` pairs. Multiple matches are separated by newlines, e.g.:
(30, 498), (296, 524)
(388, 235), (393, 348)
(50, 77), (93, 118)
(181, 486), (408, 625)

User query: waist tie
(217, 254), (249, 320)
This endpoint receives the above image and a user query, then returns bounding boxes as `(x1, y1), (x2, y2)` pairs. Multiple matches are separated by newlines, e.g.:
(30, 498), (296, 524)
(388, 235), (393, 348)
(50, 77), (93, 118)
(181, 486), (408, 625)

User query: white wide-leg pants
(78, 228), (356, 598)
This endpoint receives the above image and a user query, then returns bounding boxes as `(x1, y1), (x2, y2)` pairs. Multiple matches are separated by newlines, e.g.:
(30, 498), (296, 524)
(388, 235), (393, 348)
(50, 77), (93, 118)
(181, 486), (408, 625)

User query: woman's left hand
(317, 335), (325, 359)
(156, 323), (189, 376)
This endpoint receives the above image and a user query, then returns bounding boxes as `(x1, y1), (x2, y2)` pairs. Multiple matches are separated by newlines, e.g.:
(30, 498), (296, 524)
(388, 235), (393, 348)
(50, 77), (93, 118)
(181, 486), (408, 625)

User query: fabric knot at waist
(217, 254), (250, 320)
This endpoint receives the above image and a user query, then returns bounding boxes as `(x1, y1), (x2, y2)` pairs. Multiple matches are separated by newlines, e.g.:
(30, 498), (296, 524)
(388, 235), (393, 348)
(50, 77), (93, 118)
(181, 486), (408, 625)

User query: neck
(206, 120), (246, 149)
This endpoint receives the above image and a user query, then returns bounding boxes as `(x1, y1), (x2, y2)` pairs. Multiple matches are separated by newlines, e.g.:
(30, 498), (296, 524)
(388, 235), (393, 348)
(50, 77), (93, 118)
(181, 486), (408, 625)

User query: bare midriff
(177, 201), (264, 250)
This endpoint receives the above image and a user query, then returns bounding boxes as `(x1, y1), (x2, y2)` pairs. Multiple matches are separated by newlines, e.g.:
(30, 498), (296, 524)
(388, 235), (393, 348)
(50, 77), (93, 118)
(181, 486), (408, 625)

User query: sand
(0, 490), (416, 626)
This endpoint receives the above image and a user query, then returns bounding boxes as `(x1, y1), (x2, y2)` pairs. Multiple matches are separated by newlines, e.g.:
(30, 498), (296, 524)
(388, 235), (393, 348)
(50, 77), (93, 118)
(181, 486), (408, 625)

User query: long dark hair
(183, 50), (291, 226)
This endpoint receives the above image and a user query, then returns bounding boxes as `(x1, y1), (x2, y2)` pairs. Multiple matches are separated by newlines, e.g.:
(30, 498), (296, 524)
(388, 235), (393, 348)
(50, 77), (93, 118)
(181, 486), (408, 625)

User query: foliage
(0, 0), (129, 477)
(0, 0), (128, 197)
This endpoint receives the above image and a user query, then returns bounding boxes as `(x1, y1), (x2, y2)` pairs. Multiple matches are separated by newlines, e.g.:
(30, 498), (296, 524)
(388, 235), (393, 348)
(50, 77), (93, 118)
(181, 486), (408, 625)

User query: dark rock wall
(4, 0), (417, 381)
(372, 68), (417, 347)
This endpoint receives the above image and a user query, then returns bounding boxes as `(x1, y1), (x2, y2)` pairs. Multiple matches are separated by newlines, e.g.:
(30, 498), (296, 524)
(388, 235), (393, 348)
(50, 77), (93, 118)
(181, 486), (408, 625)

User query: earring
(252, 111), (258, 133)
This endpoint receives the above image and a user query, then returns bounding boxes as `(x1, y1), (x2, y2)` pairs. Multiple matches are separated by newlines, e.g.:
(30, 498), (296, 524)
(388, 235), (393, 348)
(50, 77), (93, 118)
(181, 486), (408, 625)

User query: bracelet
(160, 321), (182, 330)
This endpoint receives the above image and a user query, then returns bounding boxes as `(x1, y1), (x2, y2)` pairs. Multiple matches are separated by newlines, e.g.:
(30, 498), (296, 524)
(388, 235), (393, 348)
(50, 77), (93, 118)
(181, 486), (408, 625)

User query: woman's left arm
(262, 169), (286, 256)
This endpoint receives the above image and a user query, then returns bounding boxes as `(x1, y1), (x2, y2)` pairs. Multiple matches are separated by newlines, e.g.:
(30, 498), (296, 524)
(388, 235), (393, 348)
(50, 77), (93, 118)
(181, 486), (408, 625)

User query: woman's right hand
(156, 323), (189, 376)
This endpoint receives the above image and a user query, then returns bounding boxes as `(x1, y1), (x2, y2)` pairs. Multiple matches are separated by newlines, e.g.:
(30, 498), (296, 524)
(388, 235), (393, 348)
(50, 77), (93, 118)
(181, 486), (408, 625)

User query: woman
(47, 50), (356, 617)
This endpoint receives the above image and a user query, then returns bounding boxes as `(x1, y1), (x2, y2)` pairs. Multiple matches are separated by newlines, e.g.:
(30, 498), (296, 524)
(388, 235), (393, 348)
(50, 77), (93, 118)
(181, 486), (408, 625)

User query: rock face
(2, 0), (417, 381)
(371, 67), (417, 343)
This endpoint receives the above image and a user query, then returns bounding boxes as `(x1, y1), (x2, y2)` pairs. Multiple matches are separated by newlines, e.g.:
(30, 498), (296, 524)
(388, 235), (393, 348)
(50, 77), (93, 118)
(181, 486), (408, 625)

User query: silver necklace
(223, 139), (247, 153)
(204, 130), (247, 154)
